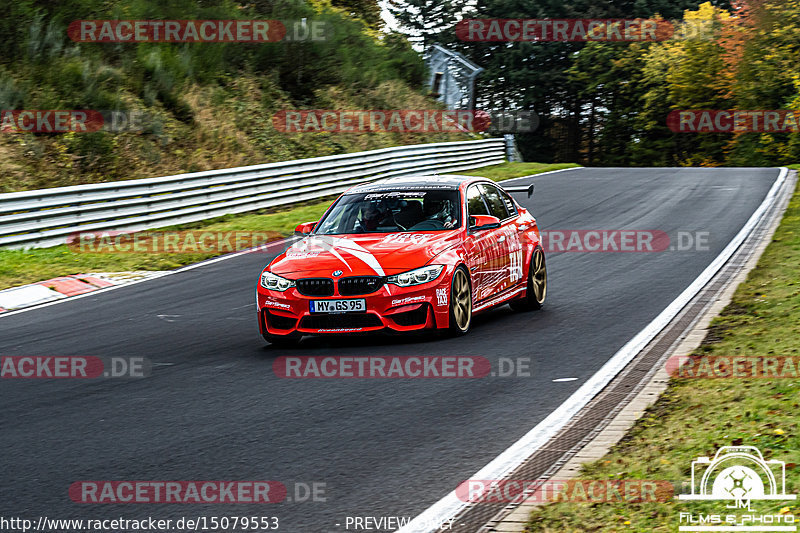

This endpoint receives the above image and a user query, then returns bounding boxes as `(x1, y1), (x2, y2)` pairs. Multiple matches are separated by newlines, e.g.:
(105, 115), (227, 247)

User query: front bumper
(257, 278), (452, 337)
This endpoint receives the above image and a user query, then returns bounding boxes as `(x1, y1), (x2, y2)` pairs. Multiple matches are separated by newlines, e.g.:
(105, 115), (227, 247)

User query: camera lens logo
(680, 446), (794, 503)
(715, 466), (761, 500)
(677, 446), (797, 532)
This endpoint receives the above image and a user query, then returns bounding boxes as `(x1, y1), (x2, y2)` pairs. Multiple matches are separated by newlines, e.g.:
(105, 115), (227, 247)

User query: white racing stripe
(294, 236), (355, 272)
(302, 235), (386, 276)
(396, 167), (790, 533)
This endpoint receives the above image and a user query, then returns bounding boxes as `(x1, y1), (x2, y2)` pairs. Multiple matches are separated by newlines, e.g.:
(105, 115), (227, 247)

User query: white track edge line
(396, 167), (789, 533)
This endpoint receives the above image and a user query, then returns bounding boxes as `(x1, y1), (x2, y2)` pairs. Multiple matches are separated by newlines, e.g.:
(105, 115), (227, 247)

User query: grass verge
(0, 162), (578, 290)
(461, 162), (579, 182)
(523, 178), (800, 531)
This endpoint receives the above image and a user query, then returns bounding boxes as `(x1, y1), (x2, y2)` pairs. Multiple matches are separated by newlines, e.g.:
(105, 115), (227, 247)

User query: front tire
(448, 267), (472, 335)
(510, 247), (547, 311)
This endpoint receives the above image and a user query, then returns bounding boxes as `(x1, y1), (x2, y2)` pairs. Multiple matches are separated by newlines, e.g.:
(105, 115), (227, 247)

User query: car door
(477, 183), (515, 294)
(464, 184), (508, 303)
(495, 185), (526, 288)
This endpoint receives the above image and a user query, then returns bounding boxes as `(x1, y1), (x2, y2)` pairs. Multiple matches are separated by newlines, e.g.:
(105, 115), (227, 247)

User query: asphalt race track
(0, 168), (781, 532)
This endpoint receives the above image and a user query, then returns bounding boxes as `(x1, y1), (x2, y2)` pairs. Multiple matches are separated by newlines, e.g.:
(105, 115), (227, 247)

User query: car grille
(300, 313), (383, 330)
(391, 305), (429, 327)
(296, 278), (334, 296)
(338, 276), (384, 296)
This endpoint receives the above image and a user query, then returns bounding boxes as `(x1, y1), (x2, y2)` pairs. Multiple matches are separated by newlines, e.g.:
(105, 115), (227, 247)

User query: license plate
(310, 299), (366, 313)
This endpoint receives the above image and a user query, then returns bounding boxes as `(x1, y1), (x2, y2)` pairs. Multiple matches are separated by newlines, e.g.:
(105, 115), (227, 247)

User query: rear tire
(510, 247), (546, 311)
(448, 267), (472, 335)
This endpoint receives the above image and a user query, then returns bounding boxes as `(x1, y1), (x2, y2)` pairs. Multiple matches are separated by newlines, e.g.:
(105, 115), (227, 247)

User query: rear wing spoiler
(502, 183), (535, 199)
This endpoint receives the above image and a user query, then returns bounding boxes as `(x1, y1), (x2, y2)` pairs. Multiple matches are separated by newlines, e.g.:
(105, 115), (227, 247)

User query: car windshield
(314, 189), (462, 235)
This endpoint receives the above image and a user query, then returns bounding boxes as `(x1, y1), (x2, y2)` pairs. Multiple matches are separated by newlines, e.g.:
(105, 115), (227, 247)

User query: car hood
(268, 232), (460, 277)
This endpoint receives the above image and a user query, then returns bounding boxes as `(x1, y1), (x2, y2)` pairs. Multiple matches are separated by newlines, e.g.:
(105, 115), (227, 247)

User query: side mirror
(294, 221), (317, 235)
(469, 214), (501, 232)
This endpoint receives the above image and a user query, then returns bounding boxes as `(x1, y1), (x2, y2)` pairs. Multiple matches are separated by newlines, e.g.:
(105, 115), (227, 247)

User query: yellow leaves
(684, 2), (732, 22)
(766, 0), (800, 13)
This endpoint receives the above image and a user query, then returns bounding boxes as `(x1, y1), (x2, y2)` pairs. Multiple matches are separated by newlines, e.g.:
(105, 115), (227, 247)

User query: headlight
(260, 271), (296, 291)
(386, 265), (444, 287)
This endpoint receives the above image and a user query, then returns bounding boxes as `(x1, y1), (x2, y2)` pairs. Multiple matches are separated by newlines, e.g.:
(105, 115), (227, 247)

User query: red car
(256, 174), (547, 345)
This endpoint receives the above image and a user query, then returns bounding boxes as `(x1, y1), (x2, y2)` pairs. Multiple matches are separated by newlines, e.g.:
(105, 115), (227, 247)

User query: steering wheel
(389, 211), (407, 231)
(409, 219), (445, 231)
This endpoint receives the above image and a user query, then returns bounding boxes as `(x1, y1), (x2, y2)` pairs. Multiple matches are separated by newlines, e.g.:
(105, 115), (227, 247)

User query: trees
(727, 0), (800, 165)
(386, 0), (462, 48)
(386, 0), (800, 167)
(438, 0), (730, 163)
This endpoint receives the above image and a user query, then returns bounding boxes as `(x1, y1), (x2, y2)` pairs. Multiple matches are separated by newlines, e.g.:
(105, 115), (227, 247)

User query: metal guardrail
(0, 138), (505, 248)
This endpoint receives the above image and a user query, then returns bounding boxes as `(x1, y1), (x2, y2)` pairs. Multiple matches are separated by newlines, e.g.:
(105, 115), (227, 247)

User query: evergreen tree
(387, 0), (462, 48)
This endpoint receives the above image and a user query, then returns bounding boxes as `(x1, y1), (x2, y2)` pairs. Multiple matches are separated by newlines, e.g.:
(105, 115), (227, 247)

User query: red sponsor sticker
(273, 356), (492, 378)
(456, 19), (674, 42)
(667, 355), (800, 379)
(68, 20), (286, 43)
(456, 479), (674, 503)
(667, 110), (800, 133)
(539, 230), (670, 253)
(272, 110), (491, 133)
(69, 481), (287, 503)
(0, 110), (104, 133)
(0, 356), (105, 379)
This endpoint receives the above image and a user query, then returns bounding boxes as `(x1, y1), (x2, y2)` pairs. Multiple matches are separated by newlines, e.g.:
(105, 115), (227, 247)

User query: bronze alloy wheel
(510, 247), (547, 311)
(532, 248), (547, 305)
(449, 267), (472, 334)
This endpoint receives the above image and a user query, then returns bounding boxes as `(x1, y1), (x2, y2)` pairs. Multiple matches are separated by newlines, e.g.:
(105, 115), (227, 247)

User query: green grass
(167, 201), (335, 236)
(461, 162), (580, 181)
(0, 162), (577, 290)
(524, 178), (800, 532)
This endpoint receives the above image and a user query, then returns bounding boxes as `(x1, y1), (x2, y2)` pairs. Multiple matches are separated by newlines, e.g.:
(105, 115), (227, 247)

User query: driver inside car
(422, 193), (456, 228)
(359, 202), (391, 231)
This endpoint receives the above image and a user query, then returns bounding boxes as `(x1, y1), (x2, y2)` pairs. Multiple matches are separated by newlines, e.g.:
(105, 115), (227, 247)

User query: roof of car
(347, 174), (488, 193)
